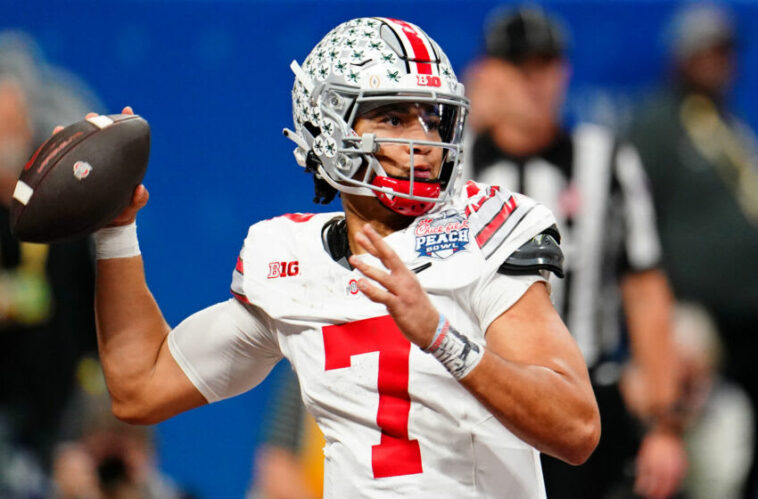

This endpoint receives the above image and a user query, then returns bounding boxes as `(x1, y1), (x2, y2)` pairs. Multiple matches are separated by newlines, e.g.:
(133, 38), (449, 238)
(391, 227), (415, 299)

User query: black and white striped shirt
(466, 123), (661, 368)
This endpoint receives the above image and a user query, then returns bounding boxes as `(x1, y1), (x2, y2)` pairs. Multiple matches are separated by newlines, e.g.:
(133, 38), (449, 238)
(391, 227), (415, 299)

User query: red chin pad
(371, 176), (441, 217)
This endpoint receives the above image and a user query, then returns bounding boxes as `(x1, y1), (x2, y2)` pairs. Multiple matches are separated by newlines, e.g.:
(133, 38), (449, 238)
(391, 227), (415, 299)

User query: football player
(91, 18), (599, 497)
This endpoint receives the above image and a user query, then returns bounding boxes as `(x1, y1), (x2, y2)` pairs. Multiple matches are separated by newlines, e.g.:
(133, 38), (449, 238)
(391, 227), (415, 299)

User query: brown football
(10, 113), (150, 242)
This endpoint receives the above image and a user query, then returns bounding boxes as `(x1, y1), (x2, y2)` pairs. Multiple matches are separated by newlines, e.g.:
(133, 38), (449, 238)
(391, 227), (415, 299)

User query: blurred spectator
(52, 358), (186, 499)
(0, 30), (100, 496)
(464, 6), (686, 498)
(623, 302), (753, 499)
(672, 305), (752, 499)
(627, 4), (758, 498)
(248, 365), (324, 499)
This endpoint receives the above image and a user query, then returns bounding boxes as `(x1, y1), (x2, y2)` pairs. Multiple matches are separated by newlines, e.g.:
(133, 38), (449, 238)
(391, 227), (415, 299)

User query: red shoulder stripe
(283, 213), (315, 223)
(475, 195), (517, 248)
(465, 181), (481, 198)
(231, 290), (250, 304)
(465, 185), (500, 217)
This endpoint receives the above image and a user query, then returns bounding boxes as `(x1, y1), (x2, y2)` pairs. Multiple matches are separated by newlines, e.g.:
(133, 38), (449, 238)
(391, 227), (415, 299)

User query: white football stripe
(87, 115), (114, 129)
(13, 180), (34, 205)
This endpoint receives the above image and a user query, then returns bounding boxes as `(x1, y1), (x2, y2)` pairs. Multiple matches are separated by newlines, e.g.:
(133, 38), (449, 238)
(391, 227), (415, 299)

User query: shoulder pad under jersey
(498, 225), (564, 278)
(460, 181), (557, 274)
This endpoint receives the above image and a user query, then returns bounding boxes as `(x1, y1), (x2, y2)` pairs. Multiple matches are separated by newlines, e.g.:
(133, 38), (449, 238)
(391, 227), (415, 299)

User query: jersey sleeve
(613, 142), (662, 272)
(456, 181), (559, 333)
(168, 298), (283, 403)
(466, 271), (548, 334)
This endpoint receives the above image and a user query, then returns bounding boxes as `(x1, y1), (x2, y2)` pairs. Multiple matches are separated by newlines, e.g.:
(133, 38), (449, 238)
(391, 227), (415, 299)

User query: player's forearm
(461, 351), (600, 465)
(95, 256), (171, 415)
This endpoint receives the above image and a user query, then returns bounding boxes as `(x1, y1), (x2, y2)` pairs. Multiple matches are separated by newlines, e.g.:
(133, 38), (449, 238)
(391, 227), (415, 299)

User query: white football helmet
(284, 17), (469, 216)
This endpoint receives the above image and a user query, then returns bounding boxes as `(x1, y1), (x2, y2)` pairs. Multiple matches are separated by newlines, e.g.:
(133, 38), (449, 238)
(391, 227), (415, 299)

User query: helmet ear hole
(304, 122), (321, 138)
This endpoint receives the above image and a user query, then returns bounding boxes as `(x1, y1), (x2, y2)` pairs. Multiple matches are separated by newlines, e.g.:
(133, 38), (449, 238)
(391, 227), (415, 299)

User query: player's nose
(404, 123), (435, 154)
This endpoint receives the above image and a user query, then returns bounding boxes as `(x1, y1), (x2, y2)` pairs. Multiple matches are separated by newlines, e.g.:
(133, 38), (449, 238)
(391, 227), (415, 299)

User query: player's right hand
(109, 106), (149, 225)
(349, 223), (439, 349)
(53, 106), (150, 227)
(110, 184), (149, 226)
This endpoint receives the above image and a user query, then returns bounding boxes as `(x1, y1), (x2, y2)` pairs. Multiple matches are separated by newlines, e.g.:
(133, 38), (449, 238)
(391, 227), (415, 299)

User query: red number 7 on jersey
(323, 315), (423, 478)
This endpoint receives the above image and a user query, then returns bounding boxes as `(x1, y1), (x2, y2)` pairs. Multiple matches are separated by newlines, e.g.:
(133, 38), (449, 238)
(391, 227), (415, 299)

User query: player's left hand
(349, 223), (438, 349)
(634, 429), (688, 499)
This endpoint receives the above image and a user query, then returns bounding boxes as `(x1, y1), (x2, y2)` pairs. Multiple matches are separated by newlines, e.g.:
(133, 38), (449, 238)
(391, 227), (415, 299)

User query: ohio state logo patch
(414, 210), (470, 259)
(72, 161), (93, 180)
(346, 278), (360, 296)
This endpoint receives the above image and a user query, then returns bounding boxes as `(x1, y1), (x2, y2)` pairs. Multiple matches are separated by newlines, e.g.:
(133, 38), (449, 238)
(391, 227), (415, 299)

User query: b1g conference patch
(414, 210), (470, 259)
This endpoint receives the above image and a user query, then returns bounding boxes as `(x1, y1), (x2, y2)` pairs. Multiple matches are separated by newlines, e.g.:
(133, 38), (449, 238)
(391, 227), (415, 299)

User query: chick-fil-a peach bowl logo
(414, 210), (470, 259)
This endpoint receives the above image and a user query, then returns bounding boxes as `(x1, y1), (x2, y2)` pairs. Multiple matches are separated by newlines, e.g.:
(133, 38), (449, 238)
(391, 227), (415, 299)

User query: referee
(464, 7), (686, 499)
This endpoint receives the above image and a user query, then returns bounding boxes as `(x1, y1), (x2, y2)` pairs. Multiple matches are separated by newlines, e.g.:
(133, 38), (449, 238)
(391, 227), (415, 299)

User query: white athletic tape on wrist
(424, 315), (484, 380)
(95, 222), (140, 259)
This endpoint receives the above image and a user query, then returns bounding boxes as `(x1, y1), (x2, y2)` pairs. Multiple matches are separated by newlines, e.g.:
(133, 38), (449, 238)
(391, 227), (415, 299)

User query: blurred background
(0, 0), (756, 497)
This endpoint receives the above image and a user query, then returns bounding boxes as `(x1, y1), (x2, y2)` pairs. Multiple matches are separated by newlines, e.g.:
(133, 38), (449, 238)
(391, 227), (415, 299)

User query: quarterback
(92, 18), (599, 497)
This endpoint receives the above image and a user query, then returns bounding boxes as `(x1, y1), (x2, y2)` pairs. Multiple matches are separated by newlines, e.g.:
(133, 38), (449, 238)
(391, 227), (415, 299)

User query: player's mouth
(412, 167), (434, 179)
(383, 162), (437, 181)
(400, 163), (434, 180)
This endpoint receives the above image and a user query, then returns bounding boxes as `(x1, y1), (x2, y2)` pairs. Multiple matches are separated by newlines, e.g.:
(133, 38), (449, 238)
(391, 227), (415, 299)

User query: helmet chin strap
(370, 176), (440, 216)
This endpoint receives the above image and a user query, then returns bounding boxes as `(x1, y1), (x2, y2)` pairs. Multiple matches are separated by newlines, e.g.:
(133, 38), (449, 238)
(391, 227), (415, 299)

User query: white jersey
(168, 182), (557, 498)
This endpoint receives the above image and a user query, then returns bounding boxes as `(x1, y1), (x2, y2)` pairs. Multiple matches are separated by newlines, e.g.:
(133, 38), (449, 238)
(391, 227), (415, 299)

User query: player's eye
(423, 116), (441, 131)
(379, 113), (403, 127)
(417, 106), (441, 131)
